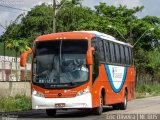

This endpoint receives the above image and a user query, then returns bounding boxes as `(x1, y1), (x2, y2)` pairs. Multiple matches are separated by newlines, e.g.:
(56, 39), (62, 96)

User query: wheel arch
(123, 85), (128, 94)
(99, 87), (106, 105)
(124, 86), (128, 101)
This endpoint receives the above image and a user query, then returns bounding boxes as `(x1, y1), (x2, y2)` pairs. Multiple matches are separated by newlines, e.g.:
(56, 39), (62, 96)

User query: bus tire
(112, 104), (120, 110)
(119, 90), (128, 110)
(93, 95), (103, 115)
(46, 109), (56, 116)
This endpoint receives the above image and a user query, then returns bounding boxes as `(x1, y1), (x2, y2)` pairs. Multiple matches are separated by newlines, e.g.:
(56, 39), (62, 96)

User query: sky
(0, 0), (160, 36)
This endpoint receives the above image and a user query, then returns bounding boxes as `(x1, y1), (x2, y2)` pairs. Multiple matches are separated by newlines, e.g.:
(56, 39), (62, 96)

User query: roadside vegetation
(0, 44), (16, 57)
(135, 84), (160, 99)
(0, 95), (31, 112)
(0, 84), (160, 112)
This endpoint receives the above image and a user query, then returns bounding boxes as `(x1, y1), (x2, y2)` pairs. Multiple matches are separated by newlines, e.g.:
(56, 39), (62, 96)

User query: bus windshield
(33, 40), (89, 88)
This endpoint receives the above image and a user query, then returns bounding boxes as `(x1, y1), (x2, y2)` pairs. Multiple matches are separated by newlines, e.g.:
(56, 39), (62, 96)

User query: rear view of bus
(20, 31), (135, 116)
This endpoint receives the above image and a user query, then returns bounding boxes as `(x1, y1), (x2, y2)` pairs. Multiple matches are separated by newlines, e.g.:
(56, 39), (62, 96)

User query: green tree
(2, 3), (53, 42)
(5, 39), (30, 80)
(1, 1), (160, 84)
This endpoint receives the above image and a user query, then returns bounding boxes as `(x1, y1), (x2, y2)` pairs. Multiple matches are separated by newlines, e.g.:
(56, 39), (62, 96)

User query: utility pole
(53, 0), (56, 33)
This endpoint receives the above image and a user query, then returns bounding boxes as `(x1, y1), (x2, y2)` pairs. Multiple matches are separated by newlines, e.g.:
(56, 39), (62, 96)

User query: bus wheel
(93, 95), (103, 115)
(119, 91), (128, 110)
(112, 104), (120, 110)
(46, 109), (56, 116)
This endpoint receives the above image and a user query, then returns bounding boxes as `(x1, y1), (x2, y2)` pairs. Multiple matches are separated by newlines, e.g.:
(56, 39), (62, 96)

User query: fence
(0, 56), (31, 81)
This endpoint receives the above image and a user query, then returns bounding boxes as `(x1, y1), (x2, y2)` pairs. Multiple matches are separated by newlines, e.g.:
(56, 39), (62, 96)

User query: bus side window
(92, 51), (99, 84)
(104, 41), (111, 63)
(115, 44), (120, 64)
(91, 37), (105, 62)
(109, 42), (116, 63)
(92, 40), (97, 50)
(120, 45), (125, 64)
(98, 40), (105, 62)
(124, 46), (129, 65)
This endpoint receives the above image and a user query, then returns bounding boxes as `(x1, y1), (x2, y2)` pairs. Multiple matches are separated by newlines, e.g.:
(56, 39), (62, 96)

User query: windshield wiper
(68, 80), (76, 86)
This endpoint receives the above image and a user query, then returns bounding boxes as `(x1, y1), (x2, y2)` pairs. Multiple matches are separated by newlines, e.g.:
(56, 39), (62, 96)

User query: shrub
(0, 95), (31, 112)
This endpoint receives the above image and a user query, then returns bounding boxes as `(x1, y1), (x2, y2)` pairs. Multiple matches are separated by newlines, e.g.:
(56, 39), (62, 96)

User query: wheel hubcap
(100, 97), (103, 112)
(124, 94), (127, 106)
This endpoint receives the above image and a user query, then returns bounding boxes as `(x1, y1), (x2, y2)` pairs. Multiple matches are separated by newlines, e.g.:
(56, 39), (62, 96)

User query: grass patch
(135, 83), (160, 99)
(0, 95), (31, 112)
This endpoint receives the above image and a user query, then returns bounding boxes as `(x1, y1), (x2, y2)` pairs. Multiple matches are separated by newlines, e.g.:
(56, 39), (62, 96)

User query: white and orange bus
(20, 31), (135, 116)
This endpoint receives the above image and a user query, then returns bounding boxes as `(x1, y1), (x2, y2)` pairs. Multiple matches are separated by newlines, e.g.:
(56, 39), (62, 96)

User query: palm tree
(5, 38), (31, 81)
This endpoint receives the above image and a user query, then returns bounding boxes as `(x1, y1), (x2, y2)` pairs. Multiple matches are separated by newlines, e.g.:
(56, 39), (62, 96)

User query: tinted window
(92, 37), (132, 66)
(92, 38), (105, 62)
(98, 40), (105, 62)
(92, 51), (99, 83)
(104, 41), (111, 62)
(33, 40), (89, 89)
(124, 46), (129, 64)
(120, 45), (125, 64)
(115, 44), (120, 63)
(109, 42), (116, 63)
(92, 38), (97, 49)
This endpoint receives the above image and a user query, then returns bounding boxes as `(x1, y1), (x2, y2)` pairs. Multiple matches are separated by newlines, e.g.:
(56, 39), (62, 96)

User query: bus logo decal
(105, 65), (127, 93)
(58, 93), (62, 97)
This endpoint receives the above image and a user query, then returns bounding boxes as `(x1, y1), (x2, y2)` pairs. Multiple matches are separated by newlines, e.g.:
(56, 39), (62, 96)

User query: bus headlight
(76, 86), (90, 96)
(32, 89), (44, 98)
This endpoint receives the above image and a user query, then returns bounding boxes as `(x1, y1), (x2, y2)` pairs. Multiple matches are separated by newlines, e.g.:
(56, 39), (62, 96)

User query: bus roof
(77, 31), (132, 47)
(36, 31), (132, 47)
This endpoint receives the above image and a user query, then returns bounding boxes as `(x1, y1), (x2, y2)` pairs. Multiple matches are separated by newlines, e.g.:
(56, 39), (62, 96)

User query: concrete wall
(0, 82), (31, 97)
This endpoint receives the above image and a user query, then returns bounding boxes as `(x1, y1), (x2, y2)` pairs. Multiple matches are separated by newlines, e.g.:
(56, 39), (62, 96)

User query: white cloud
(82, 0), (107, 8)
(114, 0), (142, 8)
(0, 0), (52, 36)
(0, 11), (10, 35)
(0, 12), (10, 25)
(83, 0), (142, 9)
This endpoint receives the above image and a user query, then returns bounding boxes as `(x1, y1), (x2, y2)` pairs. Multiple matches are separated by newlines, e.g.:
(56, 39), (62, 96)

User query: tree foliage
(1, 0), (160, 83)
(5, 39), (30, 54)
(2, 3), (52, 41)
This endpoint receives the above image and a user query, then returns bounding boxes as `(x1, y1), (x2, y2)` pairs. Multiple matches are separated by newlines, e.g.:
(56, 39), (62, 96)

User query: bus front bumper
(32, 93), (92, 109)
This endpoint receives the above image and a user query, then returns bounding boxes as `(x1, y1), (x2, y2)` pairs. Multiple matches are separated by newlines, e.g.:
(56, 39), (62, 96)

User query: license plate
(55, 103), (65, 108)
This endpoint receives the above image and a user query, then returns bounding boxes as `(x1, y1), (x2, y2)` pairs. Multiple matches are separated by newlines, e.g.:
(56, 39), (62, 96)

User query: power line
(0, 9), (20, 13)
(0, 4), (29, 11)
(0, 23), (6, 30)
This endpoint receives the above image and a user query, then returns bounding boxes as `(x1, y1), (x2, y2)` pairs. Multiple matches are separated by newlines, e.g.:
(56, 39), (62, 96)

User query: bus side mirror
(86, 47), (95, 65)
(20, 49), (32, 67)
